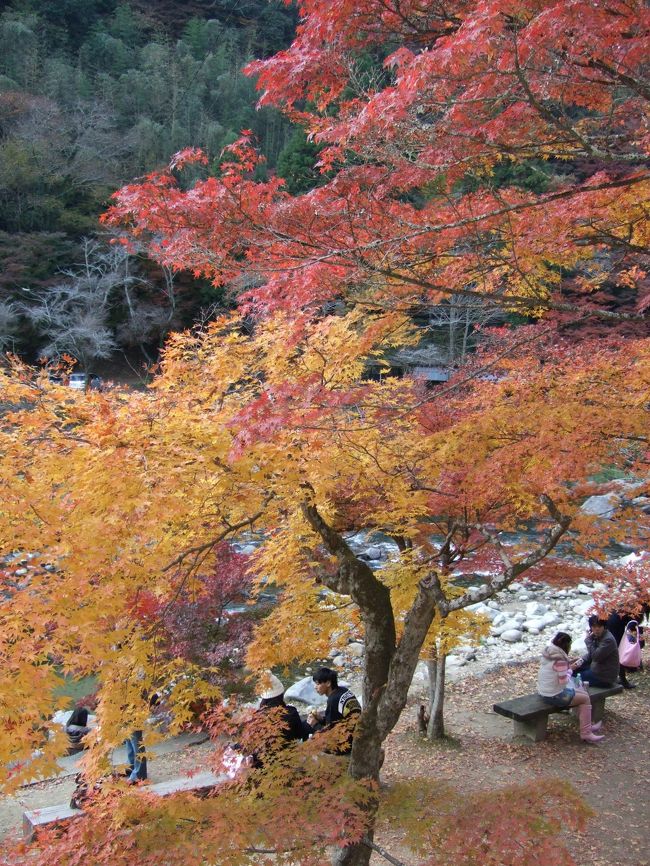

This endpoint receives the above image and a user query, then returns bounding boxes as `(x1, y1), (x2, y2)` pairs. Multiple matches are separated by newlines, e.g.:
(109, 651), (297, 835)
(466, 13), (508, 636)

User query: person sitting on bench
(257, 673), (308, 744)
(573, 615), (619, 688)
(305, 667), (361, 754)
(537, 632), (604, 744)
(65, 707), (91, 754)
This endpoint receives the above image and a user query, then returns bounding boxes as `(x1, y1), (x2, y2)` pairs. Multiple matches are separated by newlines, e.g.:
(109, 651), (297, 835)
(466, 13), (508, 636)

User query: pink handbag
(619, 620), (642, 669)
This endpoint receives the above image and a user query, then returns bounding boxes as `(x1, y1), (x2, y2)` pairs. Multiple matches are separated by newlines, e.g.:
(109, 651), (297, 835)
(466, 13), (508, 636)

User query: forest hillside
(0, 0), (299, 362)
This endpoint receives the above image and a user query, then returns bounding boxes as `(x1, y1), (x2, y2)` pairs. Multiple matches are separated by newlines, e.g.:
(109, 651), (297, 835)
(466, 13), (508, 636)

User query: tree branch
(446, 495), (572, 612)
(301, 501), (396, 713)
(162, 509), (267, 573)
(362, 837), (412, 866)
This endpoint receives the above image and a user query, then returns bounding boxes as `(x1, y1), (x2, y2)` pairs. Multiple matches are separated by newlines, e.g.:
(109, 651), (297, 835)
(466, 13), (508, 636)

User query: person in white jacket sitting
(537, 632), (604, 744)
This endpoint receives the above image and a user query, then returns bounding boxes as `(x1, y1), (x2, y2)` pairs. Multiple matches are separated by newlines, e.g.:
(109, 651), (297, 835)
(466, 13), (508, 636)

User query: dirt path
(378, 664), (650, 866)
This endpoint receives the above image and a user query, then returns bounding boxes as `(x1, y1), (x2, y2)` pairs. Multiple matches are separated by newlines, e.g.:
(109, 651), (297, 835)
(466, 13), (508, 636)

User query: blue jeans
(126, 730), (147, 781)
(579, 668), (613, 688)
(540, 687), (575, 708)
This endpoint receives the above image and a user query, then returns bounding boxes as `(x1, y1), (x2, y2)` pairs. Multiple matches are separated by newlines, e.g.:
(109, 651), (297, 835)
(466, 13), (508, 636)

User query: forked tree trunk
(332, 717), (385, 866)
(426, 652), (446, 740)
(301, 499), (572, 866)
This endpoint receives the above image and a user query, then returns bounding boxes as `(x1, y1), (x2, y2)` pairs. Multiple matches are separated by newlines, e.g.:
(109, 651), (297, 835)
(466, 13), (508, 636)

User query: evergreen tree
(277, 127), (324, 194)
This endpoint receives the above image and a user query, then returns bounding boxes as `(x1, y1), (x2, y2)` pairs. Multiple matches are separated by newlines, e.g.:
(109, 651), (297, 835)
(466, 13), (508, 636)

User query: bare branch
(162, 508), (268, 573)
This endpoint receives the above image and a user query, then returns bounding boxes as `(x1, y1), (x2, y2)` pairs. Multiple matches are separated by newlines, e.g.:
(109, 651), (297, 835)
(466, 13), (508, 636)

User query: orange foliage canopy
(1, 1), (649, 864)
(0, 316), (648, 865)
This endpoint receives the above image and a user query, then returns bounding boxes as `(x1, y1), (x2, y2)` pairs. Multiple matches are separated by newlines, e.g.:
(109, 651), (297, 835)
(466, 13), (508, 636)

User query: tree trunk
(461, 308), (471, 361)
(331, 837), (374, 866)
(426, 652), (446, 740)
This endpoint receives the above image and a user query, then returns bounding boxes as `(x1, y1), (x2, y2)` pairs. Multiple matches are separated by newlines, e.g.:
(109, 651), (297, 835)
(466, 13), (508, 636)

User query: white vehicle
(68, 373), (104, 391)
(68, 372), (87, 390)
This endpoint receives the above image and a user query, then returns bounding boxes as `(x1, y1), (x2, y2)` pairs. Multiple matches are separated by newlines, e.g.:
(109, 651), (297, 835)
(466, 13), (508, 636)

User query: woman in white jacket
(537, 632), (604, 744)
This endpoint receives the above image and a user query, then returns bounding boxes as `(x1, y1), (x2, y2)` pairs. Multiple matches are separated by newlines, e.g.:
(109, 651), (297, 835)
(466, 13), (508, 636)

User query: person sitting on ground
(537, 632), (604, 744)
(65, 706), (91, 754)
(257, 672), (309, 745)
(573, 615), (620, 687)
(305, 667), (361, 754)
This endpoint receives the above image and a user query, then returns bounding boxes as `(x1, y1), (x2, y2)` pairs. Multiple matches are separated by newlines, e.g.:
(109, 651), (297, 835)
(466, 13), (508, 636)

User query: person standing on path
(606, 609), (646, 689)
(125, 729), (147, 783)
(125, 693), (159, 784)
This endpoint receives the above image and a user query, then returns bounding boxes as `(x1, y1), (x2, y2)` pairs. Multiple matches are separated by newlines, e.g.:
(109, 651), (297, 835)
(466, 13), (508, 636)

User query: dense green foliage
(276, 128), (324, 195)
(0, 1), (295, 235)
(0, 0), (299, 359)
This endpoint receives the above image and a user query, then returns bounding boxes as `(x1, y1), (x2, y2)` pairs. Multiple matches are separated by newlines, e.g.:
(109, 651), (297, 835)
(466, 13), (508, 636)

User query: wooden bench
(23, 770), (225, 841)
(493, 684), (623, 742)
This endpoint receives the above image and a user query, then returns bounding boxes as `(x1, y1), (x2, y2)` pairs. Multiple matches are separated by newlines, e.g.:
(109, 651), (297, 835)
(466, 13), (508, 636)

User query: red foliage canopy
(104, 1), (649, 323)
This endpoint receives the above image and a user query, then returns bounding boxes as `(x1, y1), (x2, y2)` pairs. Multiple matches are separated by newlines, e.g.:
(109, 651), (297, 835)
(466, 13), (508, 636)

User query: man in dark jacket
(305, 667), (361, 753)
(574, 615), (620, 687)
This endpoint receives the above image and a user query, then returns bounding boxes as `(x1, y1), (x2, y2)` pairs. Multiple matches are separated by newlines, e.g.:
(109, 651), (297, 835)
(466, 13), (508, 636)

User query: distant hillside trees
(0, 1), (297, 358)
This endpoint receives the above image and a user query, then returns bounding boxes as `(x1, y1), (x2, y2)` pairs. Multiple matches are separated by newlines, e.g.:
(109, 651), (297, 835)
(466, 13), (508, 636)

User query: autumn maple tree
(1, 1), (649, 865)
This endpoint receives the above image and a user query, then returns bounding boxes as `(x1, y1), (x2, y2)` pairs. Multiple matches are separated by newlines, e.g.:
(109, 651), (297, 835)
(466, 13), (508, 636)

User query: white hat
(258, 672), (284, 700)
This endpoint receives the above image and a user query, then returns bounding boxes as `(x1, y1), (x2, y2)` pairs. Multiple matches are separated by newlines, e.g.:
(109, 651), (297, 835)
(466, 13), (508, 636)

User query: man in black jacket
(305, 667), (361, 753)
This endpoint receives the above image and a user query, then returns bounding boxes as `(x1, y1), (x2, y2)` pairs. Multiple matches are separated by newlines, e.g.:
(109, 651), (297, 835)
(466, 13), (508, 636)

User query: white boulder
(575, 600), (594, 616)
(501, 629), (523, 643)
(524, 618), (547, 632)
(525, 601), (548, 616)
(581, 494), (617, 518)
(347, 642), (364, 658)
(491, 619), (520, 636)
(466, 602), (498, 621)
(284, 677), (327, 706)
